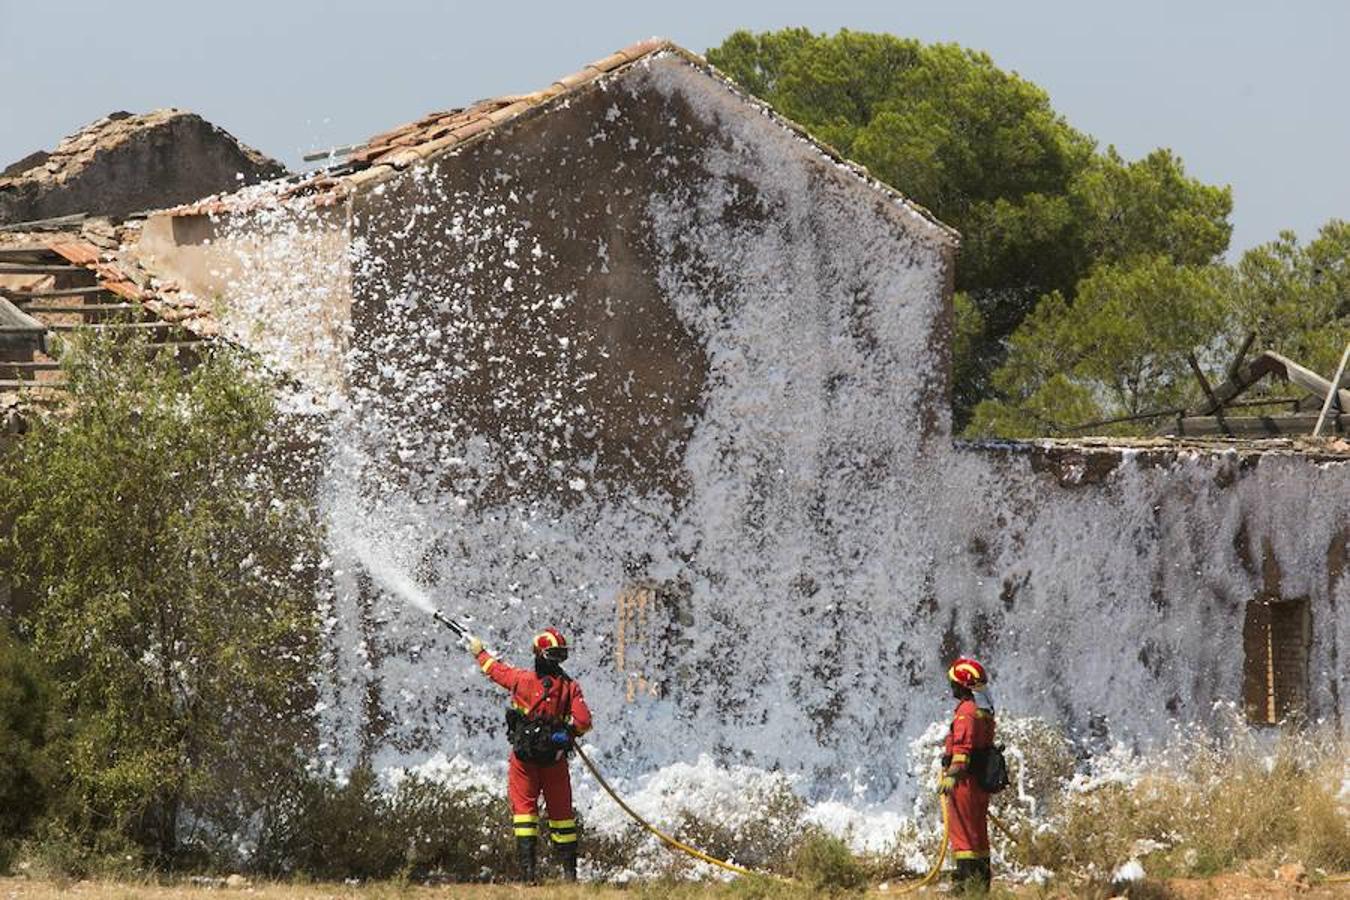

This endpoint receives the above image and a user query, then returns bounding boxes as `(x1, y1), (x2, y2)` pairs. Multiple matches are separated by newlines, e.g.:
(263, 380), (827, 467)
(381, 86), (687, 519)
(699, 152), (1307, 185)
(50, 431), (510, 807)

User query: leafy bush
(789, 832), (867, 892)
(252, 765), (513, 881)
(0, 631), (63, 868)
(0, 331), (323, 863)
(671, 777), (810, 874)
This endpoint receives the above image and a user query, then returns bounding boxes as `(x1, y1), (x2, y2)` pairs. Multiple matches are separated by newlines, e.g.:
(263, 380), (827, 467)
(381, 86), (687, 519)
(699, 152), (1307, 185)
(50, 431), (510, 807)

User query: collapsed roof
(0, 109), (287, 225)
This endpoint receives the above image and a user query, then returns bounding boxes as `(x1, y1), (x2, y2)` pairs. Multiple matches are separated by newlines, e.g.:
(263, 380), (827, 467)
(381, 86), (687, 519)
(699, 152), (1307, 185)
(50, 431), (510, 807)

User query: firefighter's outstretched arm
(462, 633), (523, 691)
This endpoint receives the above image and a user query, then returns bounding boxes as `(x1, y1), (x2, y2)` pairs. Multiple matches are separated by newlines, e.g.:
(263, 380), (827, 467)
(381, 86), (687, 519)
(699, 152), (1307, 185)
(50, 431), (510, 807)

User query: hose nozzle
(431, 609), (466, 636)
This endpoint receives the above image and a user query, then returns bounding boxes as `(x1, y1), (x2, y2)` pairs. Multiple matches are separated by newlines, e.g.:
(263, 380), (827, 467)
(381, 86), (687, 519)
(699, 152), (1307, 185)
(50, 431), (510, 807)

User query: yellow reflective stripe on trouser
(513, 813), (539, 838)
(952, 850), (990, 860)
(548, 818), (578, 844)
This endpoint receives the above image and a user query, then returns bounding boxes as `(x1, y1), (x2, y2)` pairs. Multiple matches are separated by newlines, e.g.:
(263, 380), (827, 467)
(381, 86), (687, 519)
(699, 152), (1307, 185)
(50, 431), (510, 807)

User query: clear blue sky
(1, 0), (1345, 256)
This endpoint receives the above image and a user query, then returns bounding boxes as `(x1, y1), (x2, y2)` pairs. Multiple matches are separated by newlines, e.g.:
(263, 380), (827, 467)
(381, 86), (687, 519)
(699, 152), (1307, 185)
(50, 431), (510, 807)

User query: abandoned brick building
(2, 40), (1345, 790)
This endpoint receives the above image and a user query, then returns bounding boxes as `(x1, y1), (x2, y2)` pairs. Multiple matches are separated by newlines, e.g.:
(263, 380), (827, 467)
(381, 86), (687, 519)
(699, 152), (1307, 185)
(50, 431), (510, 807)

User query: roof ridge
(170, 38), (678, 217)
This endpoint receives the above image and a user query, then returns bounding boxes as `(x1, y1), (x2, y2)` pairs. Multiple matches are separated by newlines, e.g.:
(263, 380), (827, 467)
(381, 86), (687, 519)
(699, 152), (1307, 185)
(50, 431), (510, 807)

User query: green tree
(1234, 219), (1350, 375)
(0, 333), (321, 862)
(707, 29), (1232, 425)
(967, 257), (1235, 437)
(968, 221), (1350, 437)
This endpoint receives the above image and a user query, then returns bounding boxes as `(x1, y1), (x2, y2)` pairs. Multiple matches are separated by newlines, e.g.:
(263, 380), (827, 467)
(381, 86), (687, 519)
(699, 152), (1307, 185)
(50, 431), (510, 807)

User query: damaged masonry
(1, 40), (1347, 803)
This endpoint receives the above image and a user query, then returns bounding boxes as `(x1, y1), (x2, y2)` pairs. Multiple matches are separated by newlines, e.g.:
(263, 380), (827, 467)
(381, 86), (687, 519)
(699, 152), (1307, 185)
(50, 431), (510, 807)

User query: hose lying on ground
(573, 742), (769, 879)
(578, 741), (958, 892)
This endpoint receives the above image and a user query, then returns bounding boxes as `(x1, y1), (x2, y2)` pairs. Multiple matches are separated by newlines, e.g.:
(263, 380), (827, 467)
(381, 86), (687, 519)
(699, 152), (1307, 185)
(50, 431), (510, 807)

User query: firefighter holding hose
(939, 656), (996, 891)
(462, 626), (591, 883)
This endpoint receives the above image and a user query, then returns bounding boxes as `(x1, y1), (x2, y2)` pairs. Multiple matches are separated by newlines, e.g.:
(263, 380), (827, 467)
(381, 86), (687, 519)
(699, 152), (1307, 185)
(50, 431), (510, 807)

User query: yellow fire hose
(574, 743), (769, 879)
(578, 742), (967, 892)
(890, 796), (950, 894)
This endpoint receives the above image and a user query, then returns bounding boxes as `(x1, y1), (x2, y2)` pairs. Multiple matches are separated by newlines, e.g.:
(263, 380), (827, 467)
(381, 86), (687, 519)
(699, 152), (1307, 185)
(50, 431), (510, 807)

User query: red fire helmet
(947, 656), (988, 690)
(533, 627), (569, 660)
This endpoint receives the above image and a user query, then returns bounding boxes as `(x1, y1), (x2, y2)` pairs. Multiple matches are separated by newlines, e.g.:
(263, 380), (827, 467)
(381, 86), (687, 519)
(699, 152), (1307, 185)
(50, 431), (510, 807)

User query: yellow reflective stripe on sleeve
(950, 753), (969, 763)
(480, 656), (496, 674)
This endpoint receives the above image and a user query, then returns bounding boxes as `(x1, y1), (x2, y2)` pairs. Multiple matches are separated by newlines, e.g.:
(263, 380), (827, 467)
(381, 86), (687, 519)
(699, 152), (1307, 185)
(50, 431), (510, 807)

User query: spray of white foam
(198, 51), (1350, 864)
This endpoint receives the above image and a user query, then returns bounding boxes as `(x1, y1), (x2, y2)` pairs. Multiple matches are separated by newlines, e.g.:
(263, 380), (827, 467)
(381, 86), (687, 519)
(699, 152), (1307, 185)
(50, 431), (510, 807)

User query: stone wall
(0, 110), (286, 224)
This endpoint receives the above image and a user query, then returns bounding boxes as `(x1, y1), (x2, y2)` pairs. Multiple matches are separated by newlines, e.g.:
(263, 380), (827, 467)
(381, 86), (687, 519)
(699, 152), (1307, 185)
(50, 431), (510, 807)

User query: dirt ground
(0, 875), (1345, 900)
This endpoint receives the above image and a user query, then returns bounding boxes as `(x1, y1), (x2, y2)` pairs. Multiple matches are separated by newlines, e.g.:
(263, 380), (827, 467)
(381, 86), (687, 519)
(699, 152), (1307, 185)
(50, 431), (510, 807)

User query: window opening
(1242, 595), (1310, 725)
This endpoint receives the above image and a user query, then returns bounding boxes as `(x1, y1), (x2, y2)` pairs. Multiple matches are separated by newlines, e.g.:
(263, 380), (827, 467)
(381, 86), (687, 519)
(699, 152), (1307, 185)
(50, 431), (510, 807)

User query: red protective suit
(942, 696), (995, 862)
(476, 648), (592, 845)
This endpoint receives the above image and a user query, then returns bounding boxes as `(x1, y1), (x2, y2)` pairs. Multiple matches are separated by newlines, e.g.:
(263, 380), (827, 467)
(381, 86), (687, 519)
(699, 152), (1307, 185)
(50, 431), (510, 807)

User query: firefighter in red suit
(463, 626), (591, 882)
(939, 656), (995, 890)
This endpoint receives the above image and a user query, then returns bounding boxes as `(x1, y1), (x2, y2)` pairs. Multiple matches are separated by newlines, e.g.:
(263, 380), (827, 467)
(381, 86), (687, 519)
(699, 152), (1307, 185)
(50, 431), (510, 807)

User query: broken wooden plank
(0, 297), (47, 337)
(1264, 350), (1350, 412)
(1228, 332), (1257, 381)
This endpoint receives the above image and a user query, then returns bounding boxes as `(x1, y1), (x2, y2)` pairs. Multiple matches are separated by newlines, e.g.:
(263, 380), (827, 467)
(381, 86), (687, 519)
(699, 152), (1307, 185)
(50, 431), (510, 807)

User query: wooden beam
(1170, 414), (1346, 437)
(1314, 343), (1350, 437)
(0, 360), (61, 371)
(43, 321), (176, 332)
(1264, 350), (1350, 411)
(0, 213), (87, 232)
(0, 296), (46, 333)
(1187, 352), (1229, 435)
(0, 246), (61, 262)
(1228, 332), (1257, 380)
(0, 262), (84, 275)
(20, 303), (138, 314)
(1, 285), (112, 299)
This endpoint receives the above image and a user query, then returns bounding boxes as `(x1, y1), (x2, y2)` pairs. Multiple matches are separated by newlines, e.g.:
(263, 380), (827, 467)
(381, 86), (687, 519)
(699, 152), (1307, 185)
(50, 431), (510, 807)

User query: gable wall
(323, 55), (958, 783)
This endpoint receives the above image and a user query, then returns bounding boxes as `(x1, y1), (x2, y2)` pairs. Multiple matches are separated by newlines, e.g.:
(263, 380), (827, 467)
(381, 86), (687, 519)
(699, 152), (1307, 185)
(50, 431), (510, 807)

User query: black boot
(516, 836), (538, 884)
(557, 841), (578, 882)
(953, 858), (990, 893)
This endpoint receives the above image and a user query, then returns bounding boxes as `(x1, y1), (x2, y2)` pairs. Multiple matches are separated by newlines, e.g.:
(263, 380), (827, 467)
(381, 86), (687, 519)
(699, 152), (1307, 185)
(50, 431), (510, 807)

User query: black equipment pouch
(509, 714), (563, 764)
(969, 744), (1011, 794)
(505, 677), (567, 764)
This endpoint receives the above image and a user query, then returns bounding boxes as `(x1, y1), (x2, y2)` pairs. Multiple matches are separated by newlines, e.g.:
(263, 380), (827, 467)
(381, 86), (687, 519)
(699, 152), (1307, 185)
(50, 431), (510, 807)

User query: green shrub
(789, 831), (867, 893)
(0, 332), (322, 863)
(0, 630), (63, 869)
(252, 765), (513, 881)
(671, 778), (810, 874)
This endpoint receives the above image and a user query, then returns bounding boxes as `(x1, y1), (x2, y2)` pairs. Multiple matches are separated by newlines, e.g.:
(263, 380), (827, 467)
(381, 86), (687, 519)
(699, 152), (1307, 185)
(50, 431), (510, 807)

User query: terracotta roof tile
(167, 39), (678, 217)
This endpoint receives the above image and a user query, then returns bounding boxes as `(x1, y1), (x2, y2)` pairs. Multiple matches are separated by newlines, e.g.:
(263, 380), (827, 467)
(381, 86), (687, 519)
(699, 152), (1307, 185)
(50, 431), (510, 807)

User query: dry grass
(1, 875), (1347, 900)
(1012, 729), (1350, 881)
